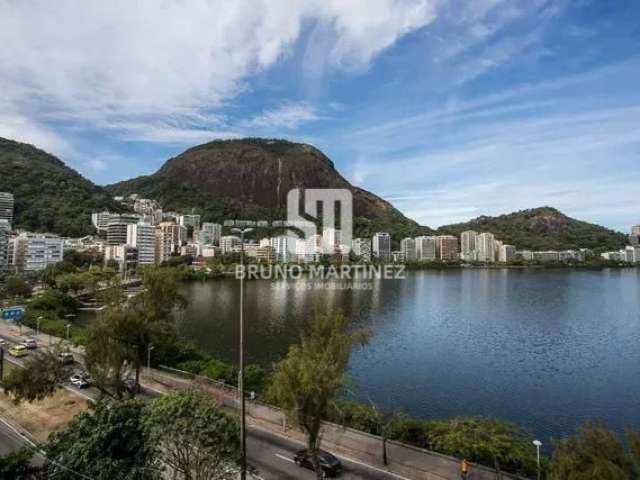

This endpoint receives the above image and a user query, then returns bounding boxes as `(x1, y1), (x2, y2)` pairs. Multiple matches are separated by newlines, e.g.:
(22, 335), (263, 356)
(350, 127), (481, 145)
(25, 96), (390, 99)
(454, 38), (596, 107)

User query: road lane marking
(275, 453), (295, 464)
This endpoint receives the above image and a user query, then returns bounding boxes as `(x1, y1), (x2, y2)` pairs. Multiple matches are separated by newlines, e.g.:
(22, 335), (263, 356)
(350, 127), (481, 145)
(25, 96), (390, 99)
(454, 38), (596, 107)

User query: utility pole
(232, 226), (253, 480)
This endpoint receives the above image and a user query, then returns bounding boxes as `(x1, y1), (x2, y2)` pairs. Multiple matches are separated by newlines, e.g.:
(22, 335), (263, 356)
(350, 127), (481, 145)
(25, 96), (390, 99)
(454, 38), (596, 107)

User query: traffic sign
(1, 307), (25, 321)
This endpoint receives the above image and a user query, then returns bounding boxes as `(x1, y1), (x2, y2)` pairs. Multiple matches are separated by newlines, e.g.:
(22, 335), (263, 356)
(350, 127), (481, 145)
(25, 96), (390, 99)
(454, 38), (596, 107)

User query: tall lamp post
(36, 316), (43, 337)
(231, 227), (253, 480)
(147, 344), (155, 373)
(533, 439), (542, 480)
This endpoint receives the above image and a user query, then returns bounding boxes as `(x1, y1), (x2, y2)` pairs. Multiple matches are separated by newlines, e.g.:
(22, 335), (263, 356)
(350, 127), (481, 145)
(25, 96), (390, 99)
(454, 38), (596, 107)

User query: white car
(21, 338), (37, 349)
(69, 373), (90, 389)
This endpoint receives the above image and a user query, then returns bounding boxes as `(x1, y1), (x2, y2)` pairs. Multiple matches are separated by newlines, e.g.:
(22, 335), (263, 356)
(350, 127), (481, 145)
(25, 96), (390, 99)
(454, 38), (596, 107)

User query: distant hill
(438, 207), (627, 251)
(106, 138), (432, 240)
(0, 138), (124, 237)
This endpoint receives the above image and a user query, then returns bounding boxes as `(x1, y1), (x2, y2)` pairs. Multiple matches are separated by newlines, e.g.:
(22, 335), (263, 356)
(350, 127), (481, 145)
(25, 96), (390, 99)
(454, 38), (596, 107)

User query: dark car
(294, 449), (342, 478)
(58, 352), (74, 365)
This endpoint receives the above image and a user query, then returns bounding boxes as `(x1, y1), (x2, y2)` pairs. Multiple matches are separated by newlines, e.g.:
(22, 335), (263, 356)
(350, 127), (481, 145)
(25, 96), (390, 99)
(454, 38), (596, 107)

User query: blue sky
(1, 0), (639, 230)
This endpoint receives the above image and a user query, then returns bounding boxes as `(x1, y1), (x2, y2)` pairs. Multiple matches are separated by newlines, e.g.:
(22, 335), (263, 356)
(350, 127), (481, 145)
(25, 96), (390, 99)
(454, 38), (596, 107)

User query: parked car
(21, 338), (37, 349)
(69, 373), (90, 389)
(294, 449), (343, 478)
(8, 345), (29, 357)
(58, 352), (74, 365)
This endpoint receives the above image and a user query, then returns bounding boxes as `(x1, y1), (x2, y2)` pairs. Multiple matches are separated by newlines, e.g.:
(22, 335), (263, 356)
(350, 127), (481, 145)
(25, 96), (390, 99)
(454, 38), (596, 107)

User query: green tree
(268, 310), (368, 479)
(549, 423), (633, 480)
(2, 348), (66, 403)
(0, 448), (41, 479)
(144, 390), (240, 480)
(4, 275), (32, 298)
(44, 399), (158, 480)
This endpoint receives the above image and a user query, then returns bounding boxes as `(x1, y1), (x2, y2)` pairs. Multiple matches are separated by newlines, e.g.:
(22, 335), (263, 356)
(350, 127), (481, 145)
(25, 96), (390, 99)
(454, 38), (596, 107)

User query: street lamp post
(66, 324), (71, 342)
(533, 439), (542, 480)
(36, 316), (43, 337)
(231, 227), (253, 480)
(147, 344), (155, 373)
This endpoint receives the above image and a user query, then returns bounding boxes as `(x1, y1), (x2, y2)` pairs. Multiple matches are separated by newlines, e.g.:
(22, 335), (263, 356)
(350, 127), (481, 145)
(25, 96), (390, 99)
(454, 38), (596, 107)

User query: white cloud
(0, 0), (437, 144)
(244, 103), (321, 130)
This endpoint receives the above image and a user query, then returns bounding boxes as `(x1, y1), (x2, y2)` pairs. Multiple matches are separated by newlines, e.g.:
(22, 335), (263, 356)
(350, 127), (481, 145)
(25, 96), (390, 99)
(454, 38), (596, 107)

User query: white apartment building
(498, 244), (516, 263)
(476, 233), (496, 263)
(199, 223), (222, 246)
(270, 236), (290, 262)
(12, 232), (64, 273)
(0, 219), (10, 271)
(178, 214), (201, 237)
(104, 244), (138, 273)
(415, 236), (437, 261)
(155, 229), (173, 264)
(93, 212), (141, 232)
(437, 235), (459, 261)
(400, 237), (417, 262)
(0, 192), (14, 225)
(158, 222), (187, 253)
(127, 223), (156, 265)
(352, 238), (372, 262)
(220, 235), (241, 254)
(460, 231), (478, 261)
(372, 232), (391, 262)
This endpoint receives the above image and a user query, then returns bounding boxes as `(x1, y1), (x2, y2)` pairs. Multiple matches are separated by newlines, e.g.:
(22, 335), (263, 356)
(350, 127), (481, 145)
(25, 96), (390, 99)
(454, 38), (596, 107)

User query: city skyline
(1, 2), (639, 231)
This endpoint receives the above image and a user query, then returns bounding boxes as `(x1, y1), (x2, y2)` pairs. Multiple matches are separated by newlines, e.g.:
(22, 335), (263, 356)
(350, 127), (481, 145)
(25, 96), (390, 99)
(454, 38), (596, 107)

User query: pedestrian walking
(460, 459), (469, 479)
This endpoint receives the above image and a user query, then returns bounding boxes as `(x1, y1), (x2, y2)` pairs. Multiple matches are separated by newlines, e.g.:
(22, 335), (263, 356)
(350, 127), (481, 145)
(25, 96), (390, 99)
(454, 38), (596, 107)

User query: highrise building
(632, 225), (640, 236)
(106, 222), (129, 245)
(13, 232), (64, 272)
(270, 236), (290, 262)
(199, 223), (222, 246)
(0, 220), (10, 271)
(476, 233), (496, 263)
(0, 192), (14, 226)
(499, 244), (516, 263)
(159, 222), (187, 252)
(437, 235), (459, 261)
(179, 214), (201, 239)
(415, 236), (437, 261)
(126, 223), (156, 265)
(372, 232), (391, 262)
(352, 238), (372, 262)
(155, 229), (173, 264)
(400, 238), (416, 262)
(460, 231), (478, 261)
(220, 235), (241, 254)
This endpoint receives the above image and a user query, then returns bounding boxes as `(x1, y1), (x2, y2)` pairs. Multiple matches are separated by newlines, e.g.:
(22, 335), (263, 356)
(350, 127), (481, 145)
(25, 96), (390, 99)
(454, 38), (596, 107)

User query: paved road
(0, 418), (30, 456)
(247, 425), (410, 480)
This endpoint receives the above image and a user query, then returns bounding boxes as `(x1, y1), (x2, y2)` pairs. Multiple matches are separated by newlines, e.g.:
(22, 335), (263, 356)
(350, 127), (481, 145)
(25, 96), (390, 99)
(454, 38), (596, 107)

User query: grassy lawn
(0, 359), (89, 443)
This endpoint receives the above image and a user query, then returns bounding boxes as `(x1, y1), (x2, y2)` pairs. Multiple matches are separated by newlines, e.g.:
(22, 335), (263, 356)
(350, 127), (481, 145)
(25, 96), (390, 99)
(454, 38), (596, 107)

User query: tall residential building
(499, 244), (516, 263)
(93, 212), (141, 233)
(460, 231), (478, 261)
(476, 232), (496, 263)
(415, 236), (437, 261)
(106, 222), (129, 245)
(179, 214), (201, 239)
(632, 225), (640, 236)
(104, 244), (138, 273)
(372, 232), (391, 262)
(400, 238), (417, 262)
(155, 229), (173, 265)
(220, 235), (241, 254)
(159, 221), (187, 252)
(437, 235), (459, 261)
(352, 238), (372, 262)
(270, 236), (290, 262)
(13, 232), (64, 273)
(0, 192), (14, 226)
(629, 233), (640, 246)
(199, 223), (222, 246)
(126, 224), (156, 265)
(0, 220), (10, 271)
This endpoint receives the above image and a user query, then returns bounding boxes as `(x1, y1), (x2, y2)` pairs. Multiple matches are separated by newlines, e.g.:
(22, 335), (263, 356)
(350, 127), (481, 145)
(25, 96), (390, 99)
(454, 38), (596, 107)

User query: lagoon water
(178, 269), (640, 444)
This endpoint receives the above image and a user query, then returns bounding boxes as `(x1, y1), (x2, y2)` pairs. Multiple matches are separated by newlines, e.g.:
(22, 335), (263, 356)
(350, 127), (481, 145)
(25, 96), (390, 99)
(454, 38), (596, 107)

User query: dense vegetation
(0, 138), (125, 237)
(439, 207), (627, 252)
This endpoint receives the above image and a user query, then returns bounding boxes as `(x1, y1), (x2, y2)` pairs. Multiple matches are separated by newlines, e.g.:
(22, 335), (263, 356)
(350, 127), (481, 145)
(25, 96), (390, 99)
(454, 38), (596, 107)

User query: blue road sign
(1, 307), (25, 322)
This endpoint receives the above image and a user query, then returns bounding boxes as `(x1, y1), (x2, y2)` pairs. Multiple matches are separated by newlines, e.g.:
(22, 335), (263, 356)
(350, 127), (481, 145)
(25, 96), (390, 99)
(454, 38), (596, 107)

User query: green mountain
(106, 138), (432, 241)
(438, 207), (627, 251)
(0, 137), (124, 237)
